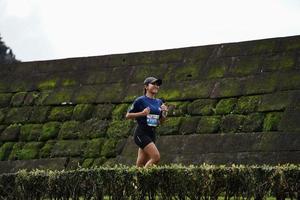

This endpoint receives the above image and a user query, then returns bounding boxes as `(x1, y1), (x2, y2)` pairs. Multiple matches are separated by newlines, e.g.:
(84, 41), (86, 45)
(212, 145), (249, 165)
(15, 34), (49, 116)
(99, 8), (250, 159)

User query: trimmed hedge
(0, 164), (299, 200)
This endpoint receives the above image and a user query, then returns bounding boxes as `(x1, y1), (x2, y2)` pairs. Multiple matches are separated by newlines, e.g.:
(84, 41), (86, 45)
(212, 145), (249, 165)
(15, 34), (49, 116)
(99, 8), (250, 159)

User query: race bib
(146, 114), (160, 127)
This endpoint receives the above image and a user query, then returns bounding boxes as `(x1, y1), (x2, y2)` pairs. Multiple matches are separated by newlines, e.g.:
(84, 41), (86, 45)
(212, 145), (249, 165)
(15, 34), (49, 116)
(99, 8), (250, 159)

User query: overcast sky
(0, 0), (300, 62)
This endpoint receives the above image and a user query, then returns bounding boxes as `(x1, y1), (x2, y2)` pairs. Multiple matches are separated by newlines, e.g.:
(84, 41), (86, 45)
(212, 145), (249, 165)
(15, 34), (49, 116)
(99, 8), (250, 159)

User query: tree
(0, 34), (19, 64)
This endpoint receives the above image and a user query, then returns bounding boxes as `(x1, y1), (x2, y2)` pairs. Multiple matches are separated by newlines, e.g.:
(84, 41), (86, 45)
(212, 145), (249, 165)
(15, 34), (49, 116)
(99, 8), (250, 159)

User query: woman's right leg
(143, 142), (160, 168)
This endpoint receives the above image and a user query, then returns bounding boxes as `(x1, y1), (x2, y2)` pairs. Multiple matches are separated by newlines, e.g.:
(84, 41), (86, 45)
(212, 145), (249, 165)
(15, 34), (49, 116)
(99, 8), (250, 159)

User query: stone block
(58, 121), (81, 139)
(23, 91), (40, 106)
(48, 106), (74, 121)
(166, 102), (189, 117)
(39, 140), (56, 158)
(179, 117), (201, 135)
(93, 104), (115, 120)
(0, 142), (14, 161)
(40, 122), (61, 141)
(51, 140), (86, 157)
(17, 142), (43, 160)
(112, 103), (130, 120)
(44, 87), (75, 105)
(220, 114), (246, 133)
(156, 117), (182, 135)
(215, 98), (237, 115)
(0, 108), (7, 123)
(0, 93), (12, 108)
(5, 107), (33, 123)
(8, 142), (24, 160)
(234, 95), (261, 114)
(10, 92), (27, 107)
(242, 113), (264, 132)
(72, 104), (94, 121)
(73, 85), (100, 104)
(29, 106), (50, 123)
(0, 158), (68, 174)
(263, 112), (282, 131)
(187, 99), (217, 115)
(243, 73), (278, 95)
(106, 120), (134, 139)
(197, 116), (221, 133)
(228, 56), (261, 76)
(79, 118), (109, 139)
(210, 78), (243, 98)
(83, 138), (105, 158)
(257, 91), (290, 112)
(0, 124), (21, 142)
(96, 83), (125, 103)
(20, 124), (43, 141)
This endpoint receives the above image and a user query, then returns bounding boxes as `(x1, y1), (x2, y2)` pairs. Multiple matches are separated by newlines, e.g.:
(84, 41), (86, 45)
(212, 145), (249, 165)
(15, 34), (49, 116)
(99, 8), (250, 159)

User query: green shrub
(0, 164), (298, 200)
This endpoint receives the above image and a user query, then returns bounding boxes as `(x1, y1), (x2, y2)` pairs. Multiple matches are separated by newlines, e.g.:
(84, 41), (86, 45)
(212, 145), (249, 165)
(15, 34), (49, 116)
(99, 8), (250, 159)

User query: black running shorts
(133, 125), (156, 149)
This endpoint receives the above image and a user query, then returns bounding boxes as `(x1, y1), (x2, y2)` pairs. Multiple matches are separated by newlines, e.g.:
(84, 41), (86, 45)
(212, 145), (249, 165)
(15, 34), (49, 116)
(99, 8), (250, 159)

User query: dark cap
(143, 77), (162, 86)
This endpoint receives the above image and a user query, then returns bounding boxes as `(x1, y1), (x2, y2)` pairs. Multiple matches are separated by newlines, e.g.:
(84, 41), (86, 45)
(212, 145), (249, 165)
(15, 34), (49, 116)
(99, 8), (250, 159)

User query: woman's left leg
(136, 148), (149, 167)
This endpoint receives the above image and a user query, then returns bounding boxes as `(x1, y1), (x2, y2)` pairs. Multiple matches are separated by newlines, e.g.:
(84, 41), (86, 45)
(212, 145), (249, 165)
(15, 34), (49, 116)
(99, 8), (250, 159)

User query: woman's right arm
(125, 107), (150, 120)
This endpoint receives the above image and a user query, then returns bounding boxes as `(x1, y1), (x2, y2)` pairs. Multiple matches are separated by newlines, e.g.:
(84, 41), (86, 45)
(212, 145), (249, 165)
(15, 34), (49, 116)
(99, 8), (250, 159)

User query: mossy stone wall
(0, 35), (300, 172)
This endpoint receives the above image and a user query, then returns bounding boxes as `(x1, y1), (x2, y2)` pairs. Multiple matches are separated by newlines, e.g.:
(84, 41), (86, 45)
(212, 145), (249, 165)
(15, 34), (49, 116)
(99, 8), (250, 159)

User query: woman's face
(145, 82), (160, 94)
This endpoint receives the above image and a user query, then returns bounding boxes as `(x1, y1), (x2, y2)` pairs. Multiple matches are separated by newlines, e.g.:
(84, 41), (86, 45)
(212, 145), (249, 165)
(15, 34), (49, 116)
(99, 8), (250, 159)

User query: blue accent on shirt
(127, 95), (163, 128)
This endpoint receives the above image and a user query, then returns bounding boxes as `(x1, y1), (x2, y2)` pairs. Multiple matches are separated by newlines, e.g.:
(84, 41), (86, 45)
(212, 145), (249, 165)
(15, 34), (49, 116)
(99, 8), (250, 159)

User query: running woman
(125, 77), (168, 167)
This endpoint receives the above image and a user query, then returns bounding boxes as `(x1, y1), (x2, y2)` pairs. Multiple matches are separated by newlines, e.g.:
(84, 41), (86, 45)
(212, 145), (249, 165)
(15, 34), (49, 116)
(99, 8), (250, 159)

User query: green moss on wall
(157, 117), (182, 135)
(20, 124), (43, 141)
(58, 120), (81, 139)
(92, 157), (107, 167)
(45, 88), (74, 105)
(61, 79), (77, 87)
(257, 92), (289, 112)
(29, 106), (50, 123)
(51, 140), (86, 157)
(73, 86), (99, 103)
(179, 117), (201, 135)
(0, 142), (14, 160)
(187, 99), (217, 116)
(112, 104), (130, 120)
(83, 138), (105, 158)
(37, 79), (58, 90)
(10, 92), (27, 107)
(93, 104), (115, 120)
(73, 104), (94, 121)
(243, 74), (277, 95)
(40, 122), (61, 141)
(197, 116), (221, 133)
(101, 138), (120, 158)
(1, 123), (21, 142)
(8, 142), (24, 160)
(97, 83), (124, 103)
(229, 56), (260, 76)
(207, 59), (228, 79)
(79, 118), (109, 139)
(234, 95), (261, 114)
(39, 140), (56, 158)
(215, 98), (237, 115)
(263, 112), (282, 131)
(106, 120), (134, 139)
(82, 158), (94, 168)
(18, 142), (43, 160)
(48, 106), (74, 121)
